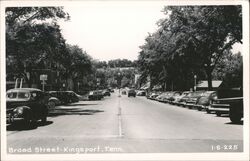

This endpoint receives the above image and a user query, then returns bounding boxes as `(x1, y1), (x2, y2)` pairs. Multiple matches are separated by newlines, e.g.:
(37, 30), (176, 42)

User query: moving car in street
(6, 88), (49, 125)
(121, 90), (127, 95)
(88, 90), (103, 100)
(128, 89), (136, 97)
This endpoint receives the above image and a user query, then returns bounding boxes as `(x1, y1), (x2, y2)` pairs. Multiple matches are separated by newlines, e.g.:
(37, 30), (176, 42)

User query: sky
(58, 1), (166, 61)
(58, 1), (242, 61)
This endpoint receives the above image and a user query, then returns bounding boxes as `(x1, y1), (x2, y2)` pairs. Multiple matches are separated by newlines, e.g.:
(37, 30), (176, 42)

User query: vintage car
(128, 89), (136, 97)
(88, 90), (103, 100)
(47, 91), (62, 109)
(102, 90), (111, 96)
(137, 90), (146, 96)
(193, 91), (217, 111)
(172, 91), (191, 105)
(48, 91), (80, 104)
(185, 91), (205, 108)
(6, 88), (49, 125)
(208, 87), (243, 123)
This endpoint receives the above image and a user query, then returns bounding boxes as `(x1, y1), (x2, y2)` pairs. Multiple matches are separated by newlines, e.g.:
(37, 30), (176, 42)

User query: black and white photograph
(1, 0), (249, 161)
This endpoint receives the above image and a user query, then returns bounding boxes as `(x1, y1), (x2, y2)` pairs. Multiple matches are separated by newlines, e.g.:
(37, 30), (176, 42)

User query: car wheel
(41, 116), (47, 123)
(23, 112), (33, 125)
(198, 107), (202, 111)
(229, 107), (241, 123)
(206, 109), (211, 114)
(48, 101), (56, 109)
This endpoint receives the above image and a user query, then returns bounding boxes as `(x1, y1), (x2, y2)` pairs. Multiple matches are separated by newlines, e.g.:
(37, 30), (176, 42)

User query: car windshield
(7, 92), (18, 99)
(202, 92), (214, 97)
(191, 91), (204, 97)
(18, 92), (30, 99)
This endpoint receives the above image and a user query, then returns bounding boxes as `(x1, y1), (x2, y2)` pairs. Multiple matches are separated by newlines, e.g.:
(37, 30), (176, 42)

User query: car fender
(13, 106), (32, 118)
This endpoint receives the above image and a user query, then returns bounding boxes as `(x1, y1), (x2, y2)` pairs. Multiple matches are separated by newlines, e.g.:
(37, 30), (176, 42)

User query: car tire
(229, 107), (241, 123)
(48, 101), (56, 109)
(197, 107), (202, 111)
(206, 109), (211, 114)
(41, 116), (47, 123)
(23, 112), (33, 125)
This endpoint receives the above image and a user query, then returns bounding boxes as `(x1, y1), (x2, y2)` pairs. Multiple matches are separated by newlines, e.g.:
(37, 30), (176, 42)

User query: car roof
(7, 88), (42, 93)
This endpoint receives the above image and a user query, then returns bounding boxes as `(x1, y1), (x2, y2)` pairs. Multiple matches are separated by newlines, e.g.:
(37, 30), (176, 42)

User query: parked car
(46, 92), (61, 109)
(155, 92), (169, 102)
(178, 91), (195, 107)
(48, 91), (79, 104)
(168, 91), (182, 104)
(161, 92), (175, 103)
(121, 90), (127, 95)
(102, 90), (111, 96)
(208, 87), (243, 122)
(172, 91), (191, 105)
(128, 89), (136, 97)
(137, 90), (146, 96)
(185, 91), (205, 108)
(67, 91), (80, 103)
(88, 90), (103, 100)
(6, 88), (49, 125)
(193, 91), (217, 111)
(149, 92), (160, 100)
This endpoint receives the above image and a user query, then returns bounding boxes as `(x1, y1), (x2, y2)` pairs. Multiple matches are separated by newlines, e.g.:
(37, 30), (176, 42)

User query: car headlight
(14, 107), (24, 115)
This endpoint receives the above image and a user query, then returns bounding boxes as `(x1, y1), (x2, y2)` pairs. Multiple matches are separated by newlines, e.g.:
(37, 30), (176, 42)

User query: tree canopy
(138, 5), (242, 90)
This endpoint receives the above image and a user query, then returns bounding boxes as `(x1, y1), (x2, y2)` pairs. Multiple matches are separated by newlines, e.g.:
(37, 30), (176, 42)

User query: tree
(159, 6), (242, 90)
(138, 6), (242, 90)
(6, 7), (69, 87)
(61, 44), (93, 90)
(212, 52), (243, 88)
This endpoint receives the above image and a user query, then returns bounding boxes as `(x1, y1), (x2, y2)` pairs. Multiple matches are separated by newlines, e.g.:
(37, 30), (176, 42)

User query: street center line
(118, 97), (123, 137)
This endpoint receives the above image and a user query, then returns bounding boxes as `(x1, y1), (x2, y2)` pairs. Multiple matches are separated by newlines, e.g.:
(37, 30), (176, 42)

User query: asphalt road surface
(6, 90), (243, 154)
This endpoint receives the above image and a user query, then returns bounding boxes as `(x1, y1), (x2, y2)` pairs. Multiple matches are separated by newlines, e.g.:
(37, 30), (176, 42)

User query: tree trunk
(66, 77), (74, 91)
(205, 67), (213, 91)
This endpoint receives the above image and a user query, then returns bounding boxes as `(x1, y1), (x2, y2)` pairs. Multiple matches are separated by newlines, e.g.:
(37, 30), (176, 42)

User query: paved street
(7, 90), (243, 154)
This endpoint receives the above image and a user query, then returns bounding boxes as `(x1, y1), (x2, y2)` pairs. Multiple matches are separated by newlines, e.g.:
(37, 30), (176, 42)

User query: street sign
(40, 74), (48, 81)
(40, 74), (47, 91)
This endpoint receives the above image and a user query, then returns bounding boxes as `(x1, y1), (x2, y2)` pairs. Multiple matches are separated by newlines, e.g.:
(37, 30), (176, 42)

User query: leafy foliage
(138, 6), (242, 90)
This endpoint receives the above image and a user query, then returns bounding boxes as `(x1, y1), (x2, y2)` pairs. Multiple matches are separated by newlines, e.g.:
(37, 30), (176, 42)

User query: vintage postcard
(1, 0), (249, 160)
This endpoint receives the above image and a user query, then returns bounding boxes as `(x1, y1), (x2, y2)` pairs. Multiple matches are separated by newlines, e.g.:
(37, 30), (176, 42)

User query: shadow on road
(7, 121), (53, 131)
(65, 103), (99, 107)
(49, 107), (104, 117)
(225, 121), (243, 125)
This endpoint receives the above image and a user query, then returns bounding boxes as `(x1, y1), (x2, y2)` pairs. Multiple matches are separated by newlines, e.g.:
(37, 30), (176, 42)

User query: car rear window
(18, 92), (30, 99)
(7, 92), (18, 99)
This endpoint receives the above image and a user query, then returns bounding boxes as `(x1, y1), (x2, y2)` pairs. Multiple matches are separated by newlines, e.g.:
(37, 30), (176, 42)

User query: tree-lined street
(7, 90), (242, 153)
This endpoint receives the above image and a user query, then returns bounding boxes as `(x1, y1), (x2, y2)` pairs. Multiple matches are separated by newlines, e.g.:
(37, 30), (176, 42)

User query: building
(196, 80), (222, 91)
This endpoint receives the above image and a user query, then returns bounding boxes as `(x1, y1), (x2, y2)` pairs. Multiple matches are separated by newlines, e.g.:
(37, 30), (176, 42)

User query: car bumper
(6, 113), (25, 124)
(208, 106), (230, 112)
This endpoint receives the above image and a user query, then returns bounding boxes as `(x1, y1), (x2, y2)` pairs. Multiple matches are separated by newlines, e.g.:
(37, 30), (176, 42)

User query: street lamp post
(194, 75), (197, 91)
(77, 82), (80, 92)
